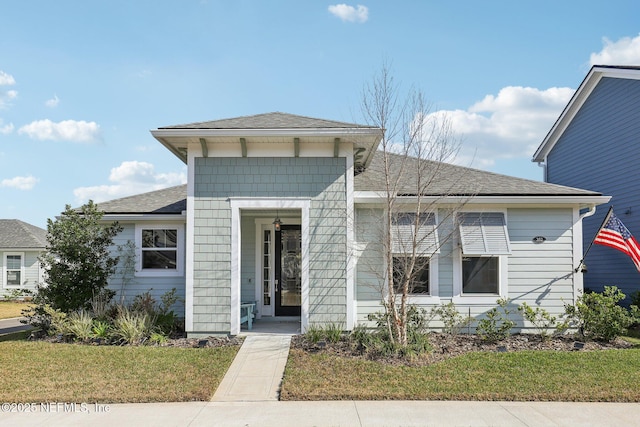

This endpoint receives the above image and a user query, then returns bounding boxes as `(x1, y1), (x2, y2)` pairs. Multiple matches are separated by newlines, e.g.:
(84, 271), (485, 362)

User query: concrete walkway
(212, 334), (292, 401)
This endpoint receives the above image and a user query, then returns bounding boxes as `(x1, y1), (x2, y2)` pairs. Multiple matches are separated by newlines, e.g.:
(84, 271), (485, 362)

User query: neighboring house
(97, 112), (609, 337)
(533, 65), (640, 301)
(0, 219), (47, 297)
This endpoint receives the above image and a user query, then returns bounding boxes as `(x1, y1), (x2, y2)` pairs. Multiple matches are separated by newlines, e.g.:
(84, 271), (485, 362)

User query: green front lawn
(0, 341), (239, 403)
(281, 347), (640, 401)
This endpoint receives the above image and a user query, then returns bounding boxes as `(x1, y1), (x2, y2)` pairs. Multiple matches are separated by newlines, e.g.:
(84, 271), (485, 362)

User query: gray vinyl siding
(355, 207), (577, 332)
(193, 157), (347, 333)
(505, 208), (575, 322)
(240, 216), (256, 305)
(354, 207), (385, 322)
(546, 77), (640, 301)
(107, 223), (186, 317)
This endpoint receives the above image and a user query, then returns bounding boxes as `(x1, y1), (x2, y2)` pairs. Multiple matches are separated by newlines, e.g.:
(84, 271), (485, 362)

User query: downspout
(580, 205), (597, 221)
(536, 161), (547, 182)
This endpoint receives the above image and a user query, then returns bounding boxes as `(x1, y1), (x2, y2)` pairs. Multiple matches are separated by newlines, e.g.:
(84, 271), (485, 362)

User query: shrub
(364, 305), (433, 357)
(66, 310), (94, 341)
(476, 298), (515, 343)
(304, 324), (324, 344)
(41, 305), (69, 337)
(518, 302), (557, 339)
(561, 286), (639, 341)
(130, 288), (180, 335)
(91, 320), (111, 340)
(431, 301), (472, 334)
(323, 323), (344, 343)
(37, 201), (122, 313)
(630, 291), (640, 308)
(149, 332), (168, 345)
(112, 306), (153, 345)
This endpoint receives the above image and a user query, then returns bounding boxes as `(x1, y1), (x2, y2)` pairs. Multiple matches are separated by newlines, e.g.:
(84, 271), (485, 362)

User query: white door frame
(230, 198), (310, 335)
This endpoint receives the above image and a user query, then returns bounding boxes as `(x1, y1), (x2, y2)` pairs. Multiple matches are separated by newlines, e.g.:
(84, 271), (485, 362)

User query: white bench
(240, 302), (256, 330)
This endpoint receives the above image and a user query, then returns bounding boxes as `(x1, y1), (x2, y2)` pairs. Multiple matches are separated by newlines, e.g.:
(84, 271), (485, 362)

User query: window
(142, 229), (177, 269)
(393, 256), (429, 294)
(453, 212), (510, 301)
(390, 212), (439, 298)
(4, 253), (23, 287)
(135, 225), (184, 276)
(462, 256), (498, 294)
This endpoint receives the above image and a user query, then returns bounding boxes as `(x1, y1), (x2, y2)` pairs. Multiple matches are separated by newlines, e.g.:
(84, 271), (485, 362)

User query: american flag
(594, 209), (640, 272)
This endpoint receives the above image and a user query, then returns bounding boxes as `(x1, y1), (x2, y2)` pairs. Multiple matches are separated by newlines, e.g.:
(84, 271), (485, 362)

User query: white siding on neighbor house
(354, 206), (579, 332)
(108, 222), (186, 317)
(1, 250), (42, 295)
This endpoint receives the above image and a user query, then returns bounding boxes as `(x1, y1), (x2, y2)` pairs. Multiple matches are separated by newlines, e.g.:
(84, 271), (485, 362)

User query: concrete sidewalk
(0, 317), (32, 336)
(2, 321), (639, 426)
(3, 400), (639, 426)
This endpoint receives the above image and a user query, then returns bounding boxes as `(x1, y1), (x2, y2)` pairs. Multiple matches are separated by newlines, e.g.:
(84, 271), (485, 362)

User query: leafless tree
(359, 63), (473, 346)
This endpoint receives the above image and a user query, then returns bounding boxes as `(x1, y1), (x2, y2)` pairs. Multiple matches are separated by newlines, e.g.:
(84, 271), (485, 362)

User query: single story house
(533, 65), (640, 301)
(0, 219), (47, 297)
(97, 112), (610, 337)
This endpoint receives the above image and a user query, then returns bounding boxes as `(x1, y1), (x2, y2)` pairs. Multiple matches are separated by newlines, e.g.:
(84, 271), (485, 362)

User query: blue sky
(1, 1), (640, 229)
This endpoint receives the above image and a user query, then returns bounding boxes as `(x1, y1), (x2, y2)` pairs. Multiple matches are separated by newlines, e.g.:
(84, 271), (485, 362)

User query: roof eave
(100, 213), (186, 221)
(532, 65), (640, 162)
(151, 127), (383, 167)
(354, 191), (611, 208)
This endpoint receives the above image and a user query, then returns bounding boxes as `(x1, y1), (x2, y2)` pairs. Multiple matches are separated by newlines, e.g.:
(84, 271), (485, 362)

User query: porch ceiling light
(273, 213), (282, 232)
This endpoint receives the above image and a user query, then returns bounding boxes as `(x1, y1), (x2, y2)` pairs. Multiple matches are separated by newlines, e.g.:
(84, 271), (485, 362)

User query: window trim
(135, 224), (184, 277)
(3, 252), (25, 289)
(390, 254), (439, 303)
(453, 210), (509, 303)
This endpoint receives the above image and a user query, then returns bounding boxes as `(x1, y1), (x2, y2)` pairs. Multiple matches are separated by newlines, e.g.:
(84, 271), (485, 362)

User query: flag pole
(574, 205), (613, 273)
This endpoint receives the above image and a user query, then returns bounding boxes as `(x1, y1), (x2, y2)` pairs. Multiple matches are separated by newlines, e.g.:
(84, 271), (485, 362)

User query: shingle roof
(0, 219), (47, 249)
(355, 152), (601, 196)
(96, 152), (601, 215)
(159, 112), (378, 130)
(96, 185), (187, 214)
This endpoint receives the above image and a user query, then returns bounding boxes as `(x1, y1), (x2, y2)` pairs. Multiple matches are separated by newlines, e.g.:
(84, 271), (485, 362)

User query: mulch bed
(291, 333), (635, 366)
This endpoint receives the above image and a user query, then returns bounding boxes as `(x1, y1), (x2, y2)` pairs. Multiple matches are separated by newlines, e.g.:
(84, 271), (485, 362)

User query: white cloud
(18, 119), (101, 143)
(0, 71), (17, 109)
(1, 175), (38, 190)
(422, 86), (574, 169)
(328, 4), (368, 23)
(73, 160), (187, 204)
(45, 95), (60, 108)
(590, 34), (640, 65)
(0, 71), (15, 86)
(0, 119), (13, 134)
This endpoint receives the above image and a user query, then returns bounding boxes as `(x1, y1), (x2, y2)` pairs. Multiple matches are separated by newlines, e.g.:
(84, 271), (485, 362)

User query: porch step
(212, 335), (292, 402)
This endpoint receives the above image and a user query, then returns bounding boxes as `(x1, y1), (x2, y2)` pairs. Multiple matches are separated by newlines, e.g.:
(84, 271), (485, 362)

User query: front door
(275, 225), (302, 316)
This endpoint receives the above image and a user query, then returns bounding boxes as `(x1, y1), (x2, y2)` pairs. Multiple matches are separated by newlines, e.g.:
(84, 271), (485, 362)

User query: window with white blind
(390, 212), (439, 298)
(3, 253), (24, 288)
(454, 212), (510, 300)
